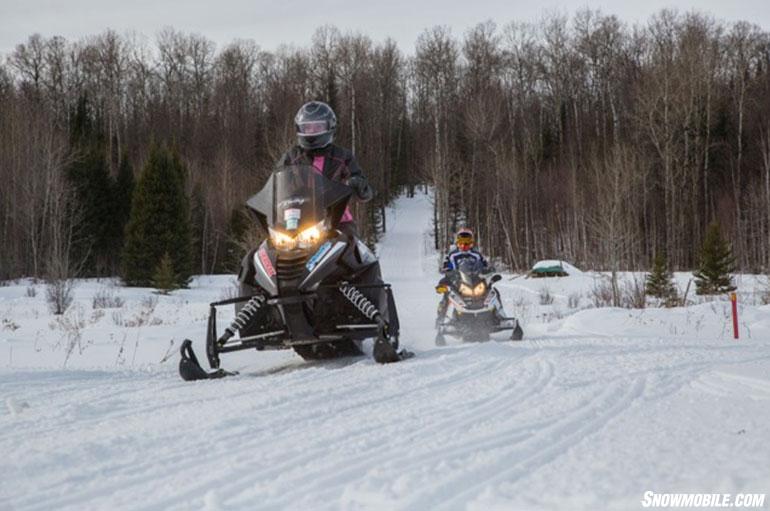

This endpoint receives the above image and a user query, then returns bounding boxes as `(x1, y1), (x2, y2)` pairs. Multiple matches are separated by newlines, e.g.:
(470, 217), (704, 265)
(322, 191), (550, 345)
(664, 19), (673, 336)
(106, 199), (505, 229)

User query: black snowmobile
(435, 259), (523, 345)
(179, 164), (411, 381)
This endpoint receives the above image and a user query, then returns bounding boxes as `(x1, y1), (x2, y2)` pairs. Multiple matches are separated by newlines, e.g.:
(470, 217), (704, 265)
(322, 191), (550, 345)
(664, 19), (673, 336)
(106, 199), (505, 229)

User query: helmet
(455, 228), (474, 252)
(295, 101), (336, 150)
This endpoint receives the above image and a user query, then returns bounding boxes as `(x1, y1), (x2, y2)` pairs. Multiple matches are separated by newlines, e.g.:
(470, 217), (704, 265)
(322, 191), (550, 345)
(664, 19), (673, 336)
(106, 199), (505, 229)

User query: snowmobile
(179, 164), (411, 381)
(434, 259), (523, 345)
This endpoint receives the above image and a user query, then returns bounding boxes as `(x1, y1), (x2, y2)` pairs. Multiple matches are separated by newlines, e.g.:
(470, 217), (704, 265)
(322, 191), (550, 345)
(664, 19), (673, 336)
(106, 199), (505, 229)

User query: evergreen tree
(646, 252), (677, 304)
(66, 95), (115, 275)
(113, 152), (135, 243)
(190, 184), (207, 274)
(215, 207), (250, 274)
(152, 252), (180, 294)
(122, 144), (193, 287)
(694, 222), (736, 295)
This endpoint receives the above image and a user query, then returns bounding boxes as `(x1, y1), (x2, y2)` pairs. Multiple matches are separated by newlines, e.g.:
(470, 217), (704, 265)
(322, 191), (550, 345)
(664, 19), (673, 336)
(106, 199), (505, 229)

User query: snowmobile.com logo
(641, 491), (766, 508)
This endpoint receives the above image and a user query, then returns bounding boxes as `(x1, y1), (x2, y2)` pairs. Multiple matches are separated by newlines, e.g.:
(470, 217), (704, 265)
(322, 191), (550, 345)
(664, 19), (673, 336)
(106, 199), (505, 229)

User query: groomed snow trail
(2, 192), (770, 511)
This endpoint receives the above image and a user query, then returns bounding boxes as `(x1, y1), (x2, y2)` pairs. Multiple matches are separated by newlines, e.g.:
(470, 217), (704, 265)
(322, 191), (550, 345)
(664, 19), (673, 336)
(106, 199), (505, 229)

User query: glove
(348, 175), (373, 202)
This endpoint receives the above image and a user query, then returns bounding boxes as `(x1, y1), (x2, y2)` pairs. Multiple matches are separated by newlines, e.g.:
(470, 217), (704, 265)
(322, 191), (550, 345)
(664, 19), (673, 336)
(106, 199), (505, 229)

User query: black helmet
(295, 101), (337, 150)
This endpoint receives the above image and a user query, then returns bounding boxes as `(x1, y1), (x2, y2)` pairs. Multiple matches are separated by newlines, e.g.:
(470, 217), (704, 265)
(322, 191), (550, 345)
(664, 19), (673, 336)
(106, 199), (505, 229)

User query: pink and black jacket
(277, 144), (373, 223)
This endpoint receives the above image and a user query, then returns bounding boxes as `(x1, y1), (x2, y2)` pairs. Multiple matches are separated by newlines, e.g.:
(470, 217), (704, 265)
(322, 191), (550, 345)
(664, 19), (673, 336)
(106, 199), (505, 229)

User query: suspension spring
(219, 295), (266, 345)
(339, 283), (381, 322)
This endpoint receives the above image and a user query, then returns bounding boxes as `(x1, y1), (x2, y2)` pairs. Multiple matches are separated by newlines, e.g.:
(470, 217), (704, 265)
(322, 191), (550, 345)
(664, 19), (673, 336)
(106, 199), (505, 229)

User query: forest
(1, 9), (769, 283)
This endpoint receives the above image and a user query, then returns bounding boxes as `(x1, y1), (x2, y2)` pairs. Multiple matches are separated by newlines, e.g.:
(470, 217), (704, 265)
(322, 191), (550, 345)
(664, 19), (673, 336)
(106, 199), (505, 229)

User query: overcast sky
(1, 0), (769, 57)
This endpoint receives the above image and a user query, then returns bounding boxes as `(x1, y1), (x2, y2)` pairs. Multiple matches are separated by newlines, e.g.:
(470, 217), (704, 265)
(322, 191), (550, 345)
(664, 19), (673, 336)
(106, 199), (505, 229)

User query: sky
(1, 0), (769, 56)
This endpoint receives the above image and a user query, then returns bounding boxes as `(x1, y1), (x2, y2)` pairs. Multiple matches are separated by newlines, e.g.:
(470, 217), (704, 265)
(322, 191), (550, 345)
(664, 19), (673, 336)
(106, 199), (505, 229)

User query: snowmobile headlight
(473, 282), (486, 296)
(297, 221), (325, 248)
(269, 228), (296, 250)
(459, 283), (474, 297)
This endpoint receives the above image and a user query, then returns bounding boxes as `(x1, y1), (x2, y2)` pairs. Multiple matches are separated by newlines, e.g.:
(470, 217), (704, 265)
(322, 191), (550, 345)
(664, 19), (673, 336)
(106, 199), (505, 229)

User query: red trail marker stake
(730, 292), (739, 340)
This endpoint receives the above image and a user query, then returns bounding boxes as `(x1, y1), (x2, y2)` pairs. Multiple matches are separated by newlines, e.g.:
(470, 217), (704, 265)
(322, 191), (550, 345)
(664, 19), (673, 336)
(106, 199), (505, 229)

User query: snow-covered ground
(2, 192), (769, 511)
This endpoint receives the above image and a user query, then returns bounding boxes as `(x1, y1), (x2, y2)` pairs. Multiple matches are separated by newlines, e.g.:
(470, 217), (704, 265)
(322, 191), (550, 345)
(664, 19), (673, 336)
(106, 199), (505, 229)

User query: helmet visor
(298, 120), (330, 135)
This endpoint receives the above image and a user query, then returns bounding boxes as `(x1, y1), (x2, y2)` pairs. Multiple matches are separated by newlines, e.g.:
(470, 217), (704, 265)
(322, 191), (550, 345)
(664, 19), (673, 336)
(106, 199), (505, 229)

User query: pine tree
(122, 144), (193, 287)
(694, 222), (736, 295)
(215, 207), (249, 274)
(152, 252), (179, 294)
(190, 184), (207, 274)
(646, 252), (677, 304)
(113, 152), (135, 243)
(66, 95), (115, 275)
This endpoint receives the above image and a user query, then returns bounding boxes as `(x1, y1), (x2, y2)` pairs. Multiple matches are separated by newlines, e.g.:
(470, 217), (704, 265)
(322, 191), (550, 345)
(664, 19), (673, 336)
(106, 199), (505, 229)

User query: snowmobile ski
(373, 334), (414, 362)
(178, 339), (238, 381)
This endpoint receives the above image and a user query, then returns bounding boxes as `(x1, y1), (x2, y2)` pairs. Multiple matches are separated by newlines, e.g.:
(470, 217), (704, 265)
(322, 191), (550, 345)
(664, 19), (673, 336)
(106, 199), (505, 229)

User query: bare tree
(2, 12), (770, 282)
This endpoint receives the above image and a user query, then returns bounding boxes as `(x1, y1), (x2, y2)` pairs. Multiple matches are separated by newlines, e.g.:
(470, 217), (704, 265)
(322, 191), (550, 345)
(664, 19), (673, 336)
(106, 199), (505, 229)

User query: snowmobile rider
(268, 101), (391, 336)
(441, 228), (488, 272)
(435, 228), (490, 324)
(277, 101), (373, 239)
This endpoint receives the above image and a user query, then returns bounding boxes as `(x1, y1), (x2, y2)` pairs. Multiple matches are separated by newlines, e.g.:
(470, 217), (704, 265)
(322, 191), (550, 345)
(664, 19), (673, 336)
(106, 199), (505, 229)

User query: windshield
(273, 166), (325, 233)
(457, 259), (485, 285)
(246, 165), (352, 233)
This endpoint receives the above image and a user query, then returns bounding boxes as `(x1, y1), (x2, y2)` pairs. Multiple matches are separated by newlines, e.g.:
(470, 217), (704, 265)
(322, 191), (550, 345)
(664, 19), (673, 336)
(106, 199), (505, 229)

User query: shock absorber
(339, 282), (382, 323)
(340, 282), (406, 363)
(217, 295), (266, 346)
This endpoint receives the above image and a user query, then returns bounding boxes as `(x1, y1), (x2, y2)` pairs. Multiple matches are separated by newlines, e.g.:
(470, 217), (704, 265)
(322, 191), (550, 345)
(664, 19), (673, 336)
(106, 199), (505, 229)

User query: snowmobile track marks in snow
(404, 376), (648, 510)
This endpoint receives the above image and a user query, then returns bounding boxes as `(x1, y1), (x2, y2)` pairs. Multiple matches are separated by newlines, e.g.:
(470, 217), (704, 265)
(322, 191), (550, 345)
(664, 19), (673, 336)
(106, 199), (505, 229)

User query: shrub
(92, 288), (125, 309)
(46, 279), (75, 315)
(694, 222), (736, 295)
(539, 286), (554, 305)
(621, 275), (647, 309)
(591, 278), (614, 308)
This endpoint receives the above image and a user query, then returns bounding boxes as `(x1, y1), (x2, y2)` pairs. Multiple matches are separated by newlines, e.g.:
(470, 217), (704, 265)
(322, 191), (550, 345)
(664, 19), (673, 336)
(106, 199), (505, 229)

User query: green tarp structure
(529, 261), (569, 278)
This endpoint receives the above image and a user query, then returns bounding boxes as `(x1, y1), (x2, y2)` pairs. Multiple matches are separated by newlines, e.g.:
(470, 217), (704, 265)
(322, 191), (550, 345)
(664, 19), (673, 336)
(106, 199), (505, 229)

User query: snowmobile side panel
(298, 240), (347, 290)
(355, 240), (377, 266)
(339, 241), (379, 275)
(253, 243), (278, 296)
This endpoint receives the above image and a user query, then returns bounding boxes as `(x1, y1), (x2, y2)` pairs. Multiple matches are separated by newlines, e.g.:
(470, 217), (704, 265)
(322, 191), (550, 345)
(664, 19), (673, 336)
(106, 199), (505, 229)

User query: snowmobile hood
(246, 165), (353, 233)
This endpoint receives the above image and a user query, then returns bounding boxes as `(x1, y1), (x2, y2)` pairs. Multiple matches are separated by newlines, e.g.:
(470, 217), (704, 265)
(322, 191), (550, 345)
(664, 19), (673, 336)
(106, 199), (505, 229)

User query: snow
(1, 191), (770, 510)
